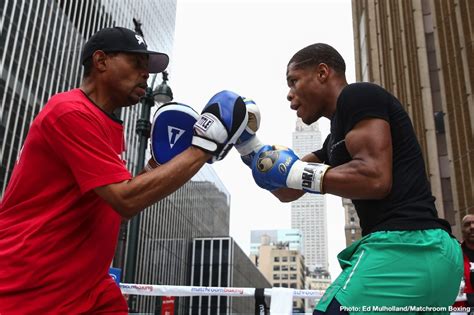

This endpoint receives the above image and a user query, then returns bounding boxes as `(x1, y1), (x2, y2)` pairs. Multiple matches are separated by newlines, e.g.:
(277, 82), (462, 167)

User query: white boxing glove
(235, 97), (264, 167)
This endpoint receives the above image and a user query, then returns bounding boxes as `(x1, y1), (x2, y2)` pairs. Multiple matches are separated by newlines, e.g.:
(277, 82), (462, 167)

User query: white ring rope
(119, 283), (323, 299)
(119, 283), (468, 303)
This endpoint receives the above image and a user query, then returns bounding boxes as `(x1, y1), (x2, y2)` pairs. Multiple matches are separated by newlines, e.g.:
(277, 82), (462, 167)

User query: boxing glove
(252, 145), (330, 193)
(192, 90), (248, 163)
(235, 97), (264, 167)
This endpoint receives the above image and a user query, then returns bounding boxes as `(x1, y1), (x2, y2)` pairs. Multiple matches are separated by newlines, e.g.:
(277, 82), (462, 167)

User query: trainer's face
(462, 215), (474, 245)
(105, 52), (150, 107)
(286, 63), (326, 124)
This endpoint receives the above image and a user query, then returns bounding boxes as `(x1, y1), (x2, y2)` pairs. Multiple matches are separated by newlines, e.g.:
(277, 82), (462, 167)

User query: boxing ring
(121, 283), (323, 314)
(120, 283), (323, 298)
(120, 283), (468, 314)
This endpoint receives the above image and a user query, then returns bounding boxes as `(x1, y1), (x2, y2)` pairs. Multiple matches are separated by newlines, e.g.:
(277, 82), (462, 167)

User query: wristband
(286, 160), (330, 193)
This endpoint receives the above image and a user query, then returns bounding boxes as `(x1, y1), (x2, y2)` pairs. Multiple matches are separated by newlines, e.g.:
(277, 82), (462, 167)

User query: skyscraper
(291, 118), (328, 271)
(351, 0), (474, 238)
(132, 176), (231, 313)
(342, 198), (362, 246)
(190, 237), (271, 314)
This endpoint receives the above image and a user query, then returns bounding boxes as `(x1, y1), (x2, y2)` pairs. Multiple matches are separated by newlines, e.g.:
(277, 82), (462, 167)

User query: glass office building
(134, 174), (231, 313)
(190, 237), (271, 314)
(1, 0), (177, 191)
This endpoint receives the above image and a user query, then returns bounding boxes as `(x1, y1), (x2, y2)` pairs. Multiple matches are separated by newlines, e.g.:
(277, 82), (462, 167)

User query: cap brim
(148, 52), (169, 73)
(128, 50), (169, 73)
(110, 50), (170, 73)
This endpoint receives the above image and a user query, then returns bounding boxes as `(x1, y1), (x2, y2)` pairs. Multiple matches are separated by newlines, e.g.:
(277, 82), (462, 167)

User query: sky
(169, 0), (355, 279)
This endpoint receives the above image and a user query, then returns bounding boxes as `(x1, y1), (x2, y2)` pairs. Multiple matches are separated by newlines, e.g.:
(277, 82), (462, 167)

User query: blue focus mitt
(150, 102), (199, 165)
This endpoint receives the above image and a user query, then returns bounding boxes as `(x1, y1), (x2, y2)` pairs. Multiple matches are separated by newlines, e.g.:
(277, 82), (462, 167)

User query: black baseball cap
(80, 27), (169, 73)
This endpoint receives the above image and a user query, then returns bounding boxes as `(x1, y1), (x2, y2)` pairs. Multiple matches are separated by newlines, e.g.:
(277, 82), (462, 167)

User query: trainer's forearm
(96, 146), (210, 218)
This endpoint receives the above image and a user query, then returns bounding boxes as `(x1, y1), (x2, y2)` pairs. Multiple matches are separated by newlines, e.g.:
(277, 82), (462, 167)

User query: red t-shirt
(0, 89), (132, 313)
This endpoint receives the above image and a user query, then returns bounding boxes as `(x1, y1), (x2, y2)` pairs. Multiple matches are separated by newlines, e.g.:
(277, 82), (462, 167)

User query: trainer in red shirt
(0, 26), (240, 314)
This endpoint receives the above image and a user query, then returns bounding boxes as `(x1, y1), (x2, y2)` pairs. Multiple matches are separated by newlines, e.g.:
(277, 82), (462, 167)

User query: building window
(290, 283), (297, 289)
(290, 265), (297, 271)
(290, 274), (297, 280)
(282, 256), (288, 262)
(282, 283), (288, 288)
(274, 257), (280, 262)
(281, 265), (288, 271)
(273, 266), (280, 271)
(274, 283), (280, 287)
(282, 274), (288, 280)
(273, 274), (280, 280)
(290, 257), (296, 262)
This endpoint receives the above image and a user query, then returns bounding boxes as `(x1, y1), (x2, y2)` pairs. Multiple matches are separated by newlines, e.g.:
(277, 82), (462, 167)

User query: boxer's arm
(264, 118), (391, 201)
(271, 152), (322, 202)
(323, 118), (392, 199)
(95, 146), (211, 219)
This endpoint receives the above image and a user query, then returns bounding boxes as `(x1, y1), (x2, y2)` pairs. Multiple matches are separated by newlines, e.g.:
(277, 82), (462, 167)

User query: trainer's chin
(125, 94), (141, 106)
(136, 87), (146, 97)
(129, 90), (145, 105)
(128, 88), (145, 104)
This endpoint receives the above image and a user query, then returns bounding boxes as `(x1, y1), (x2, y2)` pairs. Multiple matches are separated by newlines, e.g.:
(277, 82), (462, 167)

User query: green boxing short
(315, 229), (462, 314)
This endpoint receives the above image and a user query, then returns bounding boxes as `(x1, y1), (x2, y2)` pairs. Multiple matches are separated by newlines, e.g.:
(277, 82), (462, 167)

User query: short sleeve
(41, 110), (132, 194)
(313, 135), (330, 163)
(337, 83), (390, 135)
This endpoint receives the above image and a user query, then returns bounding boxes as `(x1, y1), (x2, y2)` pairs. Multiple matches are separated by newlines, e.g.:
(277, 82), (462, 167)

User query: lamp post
(154, 71), (173, 103)
(124, 18), (173, 312)
(133, 71), (173, 176)
(125, 70), (173, 311)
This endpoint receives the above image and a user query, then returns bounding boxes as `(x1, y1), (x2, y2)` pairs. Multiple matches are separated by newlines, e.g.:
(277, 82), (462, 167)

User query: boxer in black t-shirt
(249, 43), (462, 314)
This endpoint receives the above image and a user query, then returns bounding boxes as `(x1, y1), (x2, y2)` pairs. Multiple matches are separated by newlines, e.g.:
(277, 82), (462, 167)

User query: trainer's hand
(235, 97), (264, 167)
(192, 90), (248, 163)
(251, 145), (330, 193)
